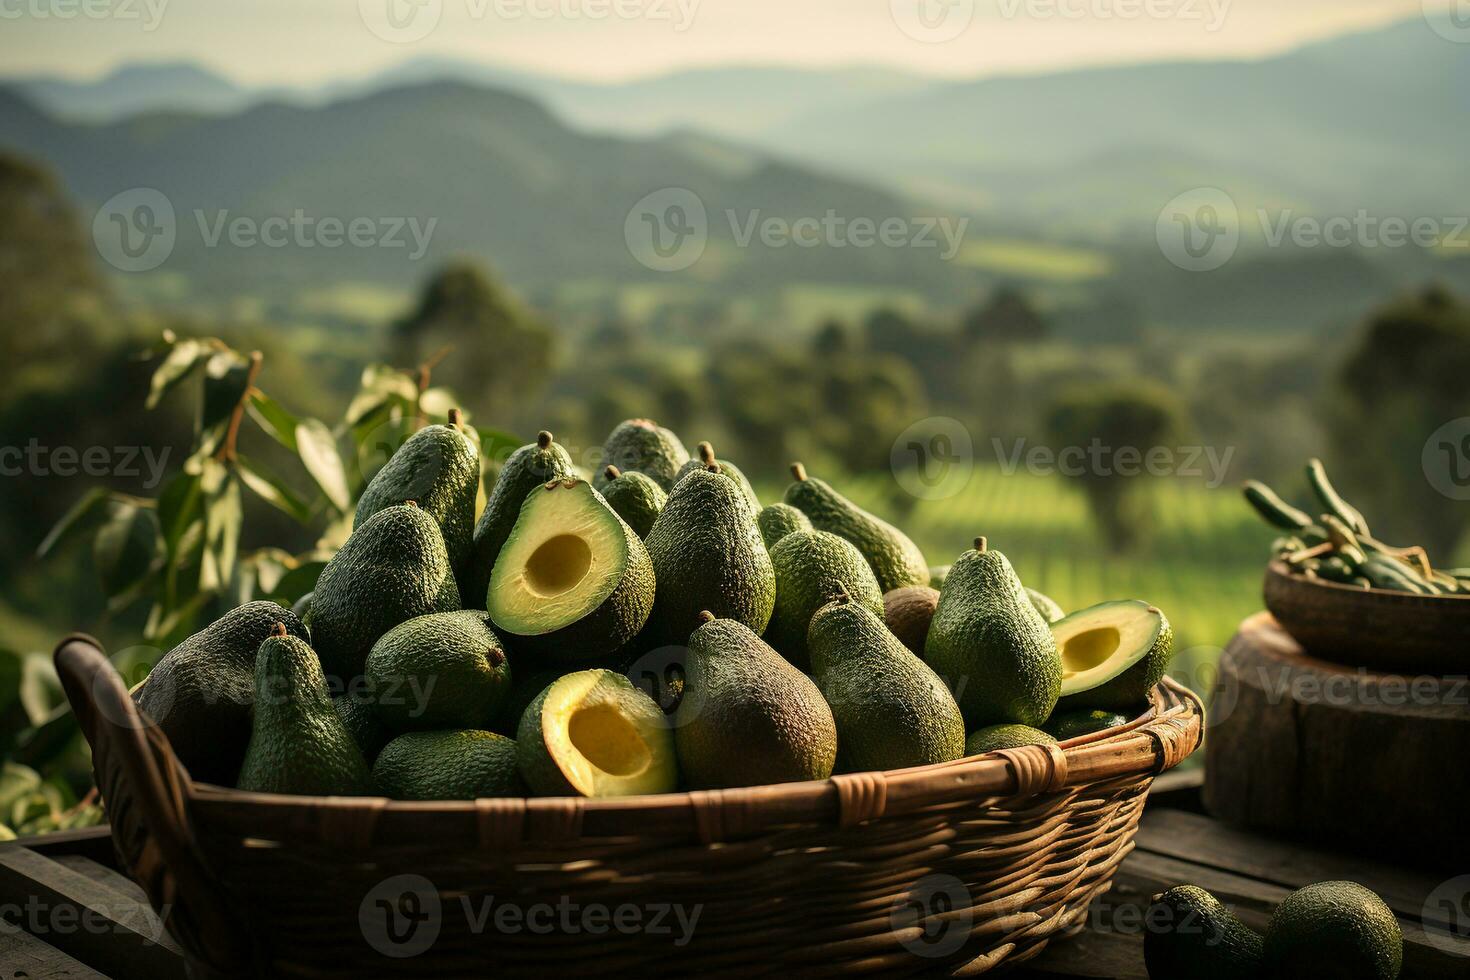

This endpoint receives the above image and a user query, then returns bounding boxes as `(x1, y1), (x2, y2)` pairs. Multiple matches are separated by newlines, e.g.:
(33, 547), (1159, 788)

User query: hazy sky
(0, 0), (1427, 84)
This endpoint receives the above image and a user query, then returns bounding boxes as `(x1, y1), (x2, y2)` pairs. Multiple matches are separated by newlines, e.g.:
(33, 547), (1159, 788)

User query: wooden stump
(1204, 612), (1470, 865)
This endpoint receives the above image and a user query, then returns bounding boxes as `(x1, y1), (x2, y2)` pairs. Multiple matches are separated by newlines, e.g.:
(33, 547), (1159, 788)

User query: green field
(801, 466), (1267, 695)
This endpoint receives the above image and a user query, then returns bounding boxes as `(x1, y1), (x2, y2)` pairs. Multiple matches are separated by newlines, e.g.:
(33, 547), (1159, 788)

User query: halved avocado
(1054, 600), (1174, 711)
(516, 669), (677, 797)
(487, 478), (654, 660)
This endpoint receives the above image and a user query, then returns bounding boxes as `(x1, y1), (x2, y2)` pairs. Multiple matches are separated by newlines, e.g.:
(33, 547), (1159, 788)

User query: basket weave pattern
(56, 634), (1203, 977)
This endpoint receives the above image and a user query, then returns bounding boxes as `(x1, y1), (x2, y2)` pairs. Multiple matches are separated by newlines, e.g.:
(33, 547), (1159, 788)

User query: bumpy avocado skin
(600, 469), (667, 539)
(784, 471), (929, 592)
(309, 504), (461, 684)
(354, 420), (479, 586)
(923, 546), (1061, 729)
(644, 469), (775, 645)
(1026, 587), (1065, 623)
(1145, 886), (1265, 980)
(592, 419), (689, 491)
(1261, 882), (1402, 980)
(964, 724), (1057, 755)
(808, 599), (964, 771)
(1055, 605), (1175, 714)
(237, 634), (375, 796)
(765, 530), (883, 670)
(1043, 708), (1131, 741)
(674, 453), (761, 512)
(883, 585), (940, 655)
(373, 730), (525, 800)
(465, 434), (575, 608)
(758, 503), (812, 550)
(365, 610), (511, 732)
(674, 618), (836, 789)
(333, 693), (392, 763)
(134, 601), (310, 786)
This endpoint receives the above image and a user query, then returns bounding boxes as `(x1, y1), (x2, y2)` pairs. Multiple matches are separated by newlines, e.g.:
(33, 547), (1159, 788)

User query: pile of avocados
(133, 414), (1177, 802)
(1145, 880), (1403, 979)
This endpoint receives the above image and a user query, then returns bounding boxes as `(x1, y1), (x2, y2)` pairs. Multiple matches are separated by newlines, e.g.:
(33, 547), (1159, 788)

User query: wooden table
(1, 773), (1465, 977)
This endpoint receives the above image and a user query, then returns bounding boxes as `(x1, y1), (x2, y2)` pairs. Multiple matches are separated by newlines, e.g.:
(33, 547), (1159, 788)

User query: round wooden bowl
(1262, 559), (1470, 676)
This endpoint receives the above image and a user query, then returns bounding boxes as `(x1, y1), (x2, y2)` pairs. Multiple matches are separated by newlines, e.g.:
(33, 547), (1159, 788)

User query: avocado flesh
(465, 433), (575, 609)
(1054, 600), (1173, 711)
(488, 480), (653, 659)
(516, 669), (677, 797)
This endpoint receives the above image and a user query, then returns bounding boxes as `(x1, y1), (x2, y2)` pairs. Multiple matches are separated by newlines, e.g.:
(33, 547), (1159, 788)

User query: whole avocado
(134, 600), (309, 786)
(673, 441), (761, 512)
(353, 410), (479, 585)
(364, 610), (511, 733)
(373, 730), (525, 800)
(923, 538), (1061, 729)
(1261, 881), (1402, 980)
(1145, 885), (1264, 980)
(764, 529), (883, 670)
(464, 430), (575, 608)
(309, 502), (461, 683)
(644, 467), (775, 644)
(757, 503), (812, 550)
(783, 463), (929, 592)
(592, 418), (689, 491)
(599, 465), (667, 538)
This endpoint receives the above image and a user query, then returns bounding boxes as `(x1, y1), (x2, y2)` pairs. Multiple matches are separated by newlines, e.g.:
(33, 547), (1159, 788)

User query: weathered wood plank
(0, 927), (108, 979)
(0, 845), (186, 980)
(14, 826), (116, 863)
(53, 854), (151, 906)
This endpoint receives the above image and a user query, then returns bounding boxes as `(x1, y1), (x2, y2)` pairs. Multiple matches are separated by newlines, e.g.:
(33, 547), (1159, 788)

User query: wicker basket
(55, 632), (1204, 978)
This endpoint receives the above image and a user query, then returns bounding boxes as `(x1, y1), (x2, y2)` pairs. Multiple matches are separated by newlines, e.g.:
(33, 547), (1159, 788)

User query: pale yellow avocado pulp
(541, 671), (677, 796)
(1055, 600), (1164, 696)
(488, 483), (627, 635)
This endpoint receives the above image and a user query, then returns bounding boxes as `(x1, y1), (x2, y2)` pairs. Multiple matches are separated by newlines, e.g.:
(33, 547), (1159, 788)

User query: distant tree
(963, 286), (1047, 344)
(812, 319), (852, 357)
(1044, 382), (1186, 551)
(1327, 284), (1470, 560)
(391, 261), (554, 425)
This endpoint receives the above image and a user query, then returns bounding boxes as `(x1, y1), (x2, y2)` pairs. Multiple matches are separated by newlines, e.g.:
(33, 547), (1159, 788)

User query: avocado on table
(364, 609), (512, 732)
(673, 441), (761, 511)
(591, 418), (689, 492)
(237, 624), (375, 796)
(353, 409), (479, 588)
(808, 596), (964, 771)
(784, 463), (929, 592)
(516, 669), (677, 797)
(1053, 599), (1174, 712)
(599, 465), (667, 539)
(1144, 885), (1264, 980)
(486, 478), (654, 662)
(765, 529), (884, 670)
(134, 600), (309, 786)
(464, 430), (575, 609)
(674, 612), (836, 789)
(1261, 881), (1402, 980)
(308, 501), (461, 684)
(643, 467), (775, 644)
(373, 730), (525, 800)
(923, 538), (1061, 729)
(757, 502), (812, 550)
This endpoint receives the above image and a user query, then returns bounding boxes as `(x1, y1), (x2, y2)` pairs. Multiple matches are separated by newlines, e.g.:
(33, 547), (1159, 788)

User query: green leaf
(0, 763), (41, 815)
(11, 704), (80, 770)
(0, 650), (22, 718)
(36, 488), (111, 558)
(19, 654), (62, 726)
(157, 471), (203, 555)
(419, 386), (460, 420)
(296, 419), (351, 513)
(345, 364), (419, 426)
(247, 390), (299, 452)
(200, 462), (242, 592)
(236, 455), (311, 522)
(270, 558), (328, 604)
(196, 350), (254, 456)
(92, 501), (162, 598)
(145, 338), (209, 410)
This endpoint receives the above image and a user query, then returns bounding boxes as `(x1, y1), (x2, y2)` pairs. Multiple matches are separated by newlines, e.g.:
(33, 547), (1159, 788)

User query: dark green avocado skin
(464, 436), (575, 608)
(643, 469), (775, 645)
(1144, 886), (1264, 980)
(309, 503), (461, 684)
(592, 419), (690, 492)
(373, 730), (525, 800)
(354, 420), (479, 588)
(764, 530), (883, 671)
(134, 600), (309, 786)
(600, 469), (667, 539)
(784, 473), (929, 593)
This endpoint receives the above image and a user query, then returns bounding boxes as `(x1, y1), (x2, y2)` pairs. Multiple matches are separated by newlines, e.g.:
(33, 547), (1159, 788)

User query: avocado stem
(973, 536), (988, 553)
(536, 430), (554, 449)
(790, 462), (808, 481)
(270, 622), (287, 637)
(705, 463), (721, 474)
(604, 465), (622, 480)
(698, 441), (716, 464)
(697, 610), (716, 624)
(405, 500), (419, 508)
(447, 407), (462, 426)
